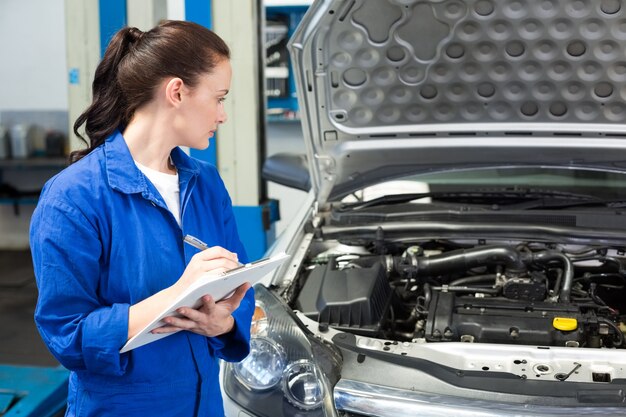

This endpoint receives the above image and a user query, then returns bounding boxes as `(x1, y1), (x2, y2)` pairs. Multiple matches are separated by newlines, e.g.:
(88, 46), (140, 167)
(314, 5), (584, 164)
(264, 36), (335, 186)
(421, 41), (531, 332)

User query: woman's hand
(152, 282), (251, 337)
(128, 246), (246, 341)
(175, 246), (241, 290)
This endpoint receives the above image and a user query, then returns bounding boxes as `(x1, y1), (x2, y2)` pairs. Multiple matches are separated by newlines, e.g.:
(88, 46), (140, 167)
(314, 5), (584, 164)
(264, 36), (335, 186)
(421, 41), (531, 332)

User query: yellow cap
(553, 317), (578, 331)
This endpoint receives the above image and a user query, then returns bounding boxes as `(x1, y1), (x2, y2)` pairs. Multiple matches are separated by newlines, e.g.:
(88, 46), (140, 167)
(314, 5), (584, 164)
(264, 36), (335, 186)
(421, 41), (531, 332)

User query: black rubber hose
(450, 274), (497, 287)
(597, 317), (625, 347)
(399, 246), (528, 278)
(532, 251), (573, 303)
(552, 268), (563, 298)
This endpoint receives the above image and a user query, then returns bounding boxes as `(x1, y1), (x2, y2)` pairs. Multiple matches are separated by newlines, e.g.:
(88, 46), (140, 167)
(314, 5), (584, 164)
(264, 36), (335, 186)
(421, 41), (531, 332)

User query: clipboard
(120, 252), (290, 353)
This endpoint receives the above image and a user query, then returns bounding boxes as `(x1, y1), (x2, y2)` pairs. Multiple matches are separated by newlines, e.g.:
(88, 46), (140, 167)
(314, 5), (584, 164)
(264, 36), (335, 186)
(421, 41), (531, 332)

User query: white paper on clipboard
(120, 252), (289, 353)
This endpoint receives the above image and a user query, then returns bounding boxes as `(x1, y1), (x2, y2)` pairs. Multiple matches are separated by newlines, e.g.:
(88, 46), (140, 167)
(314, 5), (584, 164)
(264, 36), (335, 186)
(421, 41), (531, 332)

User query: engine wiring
(290, 238), (626, 349)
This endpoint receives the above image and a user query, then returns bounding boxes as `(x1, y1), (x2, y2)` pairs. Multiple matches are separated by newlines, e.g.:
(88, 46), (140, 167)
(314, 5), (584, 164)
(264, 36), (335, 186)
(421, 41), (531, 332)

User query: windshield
(343, 166), (626, 204)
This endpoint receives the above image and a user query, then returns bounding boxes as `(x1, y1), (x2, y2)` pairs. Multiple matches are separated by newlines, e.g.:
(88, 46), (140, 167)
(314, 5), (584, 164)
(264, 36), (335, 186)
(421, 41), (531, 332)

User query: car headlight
(233, 336), (286, 390)
(224, 285), (341, 416)
(282, 360), (325, 410)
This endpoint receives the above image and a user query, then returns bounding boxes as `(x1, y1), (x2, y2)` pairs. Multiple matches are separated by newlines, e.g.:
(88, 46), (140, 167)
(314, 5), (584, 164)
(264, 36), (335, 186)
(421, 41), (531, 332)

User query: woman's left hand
(152, 282), (251, 337)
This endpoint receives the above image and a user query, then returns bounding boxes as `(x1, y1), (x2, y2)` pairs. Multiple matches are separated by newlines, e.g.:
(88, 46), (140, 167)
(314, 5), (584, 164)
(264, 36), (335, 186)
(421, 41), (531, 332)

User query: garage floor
(0, 249), (58, 366)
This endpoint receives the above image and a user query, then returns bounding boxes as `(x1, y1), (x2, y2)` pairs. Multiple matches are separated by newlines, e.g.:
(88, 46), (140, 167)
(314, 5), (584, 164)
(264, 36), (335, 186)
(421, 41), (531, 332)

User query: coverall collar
(104, 130), (201, 195)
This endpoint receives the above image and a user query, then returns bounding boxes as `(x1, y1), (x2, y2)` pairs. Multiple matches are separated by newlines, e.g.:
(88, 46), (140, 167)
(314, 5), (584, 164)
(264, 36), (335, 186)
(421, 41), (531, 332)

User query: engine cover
(426, 292), (588, 346)
(296, 262), (392, 336)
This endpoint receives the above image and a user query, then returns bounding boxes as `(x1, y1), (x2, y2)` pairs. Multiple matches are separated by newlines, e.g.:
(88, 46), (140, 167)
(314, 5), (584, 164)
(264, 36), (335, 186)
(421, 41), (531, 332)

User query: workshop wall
(0, 0), (67, 111)
(0, 0), (67, 249)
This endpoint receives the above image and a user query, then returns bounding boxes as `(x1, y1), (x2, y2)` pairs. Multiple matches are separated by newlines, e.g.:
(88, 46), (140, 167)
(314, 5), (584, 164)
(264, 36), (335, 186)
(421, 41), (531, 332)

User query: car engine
(289, 239), (626, 349)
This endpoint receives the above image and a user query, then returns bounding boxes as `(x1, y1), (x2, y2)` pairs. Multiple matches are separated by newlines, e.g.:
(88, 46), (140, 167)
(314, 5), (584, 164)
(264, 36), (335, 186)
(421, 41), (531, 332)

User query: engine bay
(287, 237), (626, 350)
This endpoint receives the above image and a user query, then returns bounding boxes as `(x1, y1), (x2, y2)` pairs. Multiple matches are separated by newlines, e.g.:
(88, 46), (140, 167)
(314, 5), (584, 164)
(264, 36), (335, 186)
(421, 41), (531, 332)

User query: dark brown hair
(70, 20), (230, 163)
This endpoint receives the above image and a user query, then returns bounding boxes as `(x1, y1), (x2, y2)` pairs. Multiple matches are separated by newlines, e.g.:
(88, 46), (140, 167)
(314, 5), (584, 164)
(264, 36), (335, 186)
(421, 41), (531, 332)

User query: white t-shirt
(134, 160), (181, 226)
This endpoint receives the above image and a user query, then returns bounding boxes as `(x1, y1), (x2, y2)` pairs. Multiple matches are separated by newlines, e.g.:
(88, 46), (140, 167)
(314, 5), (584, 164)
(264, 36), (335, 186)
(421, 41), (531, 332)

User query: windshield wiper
(338, 189), (606, 212)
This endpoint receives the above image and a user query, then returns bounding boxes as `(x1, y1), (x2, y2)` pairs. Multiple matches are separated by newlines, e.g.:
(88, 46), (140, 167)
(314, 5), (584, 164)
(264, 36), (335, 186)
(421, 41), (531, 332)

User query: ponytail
(70, 27), (143, 163)
(70, 21), (230, 164)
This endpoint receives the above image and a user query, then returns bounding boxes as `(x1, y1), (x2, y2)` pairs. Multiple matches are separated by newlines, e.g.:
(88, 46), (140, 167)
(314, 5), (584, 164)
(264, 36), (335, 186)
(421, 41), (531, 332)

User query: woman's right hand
(175, 246), (241, 291)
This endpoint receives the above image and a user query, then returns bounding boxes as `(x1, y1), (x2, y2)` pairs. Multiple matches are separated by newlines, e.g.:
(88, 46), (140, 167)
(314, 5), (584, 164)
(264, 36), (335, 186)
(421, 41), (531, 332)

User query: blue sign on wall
(68, 68), (80, 85)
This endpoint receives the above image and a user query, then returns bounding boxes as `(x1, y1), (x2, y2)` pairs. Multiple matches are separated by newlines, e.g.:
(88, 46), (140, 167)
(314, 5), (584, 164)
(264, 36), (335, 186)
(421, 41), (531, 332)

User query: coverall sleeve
(30, 198), (130, 376)
(208, 288), (255, 362)
(206, 188), (255, 362)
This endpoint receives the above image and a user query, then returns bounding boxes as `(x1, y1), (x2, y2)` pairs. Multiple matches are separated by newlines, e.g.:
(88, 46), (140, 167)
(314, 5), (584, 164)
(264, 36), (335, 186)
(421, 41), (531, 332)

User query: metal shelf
(264, 3), (309, 118)
(0, 197), (39, 205)
(0, 157), (67, 170)
(0, 157), (67, 209)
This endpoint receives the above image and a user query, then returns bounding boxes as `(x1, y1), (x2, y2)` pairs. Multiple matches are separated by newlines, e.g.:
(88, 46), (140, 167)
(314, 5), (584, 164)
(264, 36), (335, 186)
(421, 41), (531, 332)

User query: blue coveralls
(30, 131), (254, 416)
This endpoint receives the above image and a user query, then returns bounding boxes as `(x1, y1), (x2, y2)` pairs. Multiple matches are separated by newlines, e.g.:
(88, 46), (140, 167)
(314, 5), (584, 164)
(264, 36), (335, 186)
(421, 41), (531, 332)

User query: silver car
(223, 0), (626, 415)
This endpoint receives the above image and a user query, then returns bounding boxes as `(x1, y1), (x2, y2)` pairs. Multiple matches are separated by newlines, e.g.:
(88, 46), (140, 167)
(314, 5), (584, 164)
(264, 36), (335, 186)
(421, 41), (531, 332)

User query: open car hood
(288, 0), (626, 202)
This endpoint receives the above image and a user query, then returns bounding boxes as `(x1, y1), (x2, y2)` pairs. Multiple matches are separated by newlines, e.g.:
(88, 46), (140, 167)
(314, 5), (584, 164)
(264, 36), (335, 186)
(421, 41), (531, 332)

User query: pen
(183, 234), (209, 251)
(183, 234), (244, 266)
